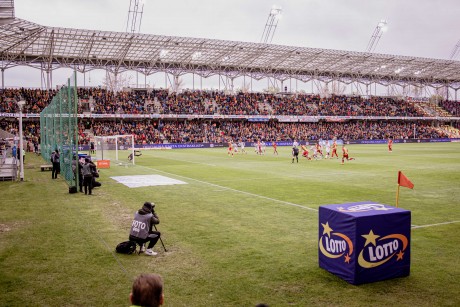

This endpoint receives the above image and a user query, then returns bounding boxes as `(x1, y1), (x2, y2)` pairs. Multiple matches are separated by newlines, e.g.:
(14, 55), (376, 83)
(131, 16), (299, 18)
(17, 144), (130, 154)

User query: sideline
(411, 220), (460, 229)
(136, 164), (318, 212)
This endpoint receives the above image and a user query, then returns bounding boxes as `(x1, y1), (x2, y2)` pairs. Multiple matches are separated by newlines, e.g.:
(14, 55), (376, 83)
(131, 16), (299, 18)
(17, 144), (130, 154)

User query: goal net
(94, 135), (135, 166)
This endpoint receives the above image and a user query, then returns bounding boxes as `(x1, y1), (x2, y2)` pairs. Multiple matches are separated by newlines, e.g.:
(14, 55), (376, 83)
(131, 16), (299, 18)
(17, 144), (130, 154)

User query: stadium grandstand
(1, 0), (459, 153)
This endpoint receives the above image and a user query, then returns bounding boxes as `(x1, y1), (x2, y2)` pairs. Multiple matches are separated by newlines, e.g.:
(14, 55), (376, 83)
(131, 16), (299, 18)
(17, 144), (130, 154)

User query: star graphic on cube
(362, 230), (379, 247)
(321, 222), (333, 237)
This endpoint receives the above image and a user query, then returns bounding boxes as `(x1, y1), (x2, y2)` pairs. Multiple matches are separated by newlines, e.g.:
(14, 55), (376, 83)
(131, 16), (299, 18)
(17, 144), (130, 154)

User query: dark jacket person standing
(129, 202), (161, 256)
(51, 149), (60, 179)
(81, 158), (93, 195)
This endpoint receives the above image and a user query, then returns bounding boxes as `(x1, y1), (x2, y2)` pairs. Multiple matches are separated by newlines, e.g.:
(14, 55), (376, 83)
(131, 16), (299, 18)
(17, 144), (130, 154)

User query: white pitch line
(136, 164), (318, 212)
(212, 177), (274, 183)
(411, 221), (460, 229)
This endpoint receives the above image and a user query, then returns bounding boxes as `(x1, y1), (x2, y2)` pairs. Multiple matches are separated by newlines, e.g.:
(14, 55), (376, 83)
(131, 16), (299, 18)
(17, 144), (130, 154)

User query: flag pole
(396, 184), (400, 208)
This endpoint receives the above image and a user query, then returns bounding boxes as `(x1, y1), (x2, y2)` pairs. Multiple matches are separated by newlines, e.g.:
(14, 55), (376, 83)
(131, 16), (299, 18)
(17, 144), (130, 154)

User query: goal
(94, 135), (135, 166)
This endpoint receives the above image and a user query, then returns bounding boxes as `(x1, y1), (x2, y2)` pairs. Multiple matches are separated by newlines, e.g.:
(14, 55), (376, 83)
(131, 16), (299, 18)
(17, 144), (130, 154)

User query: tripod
(154, 224), (167, 252)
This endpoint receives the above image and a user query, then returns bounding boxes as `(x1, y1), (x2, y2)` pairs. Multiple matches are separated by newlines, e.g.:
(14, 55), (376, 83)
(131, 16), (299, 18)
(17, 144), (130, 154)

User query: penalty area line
(137, 165), (318, 212)
(411, 220), (460, 229)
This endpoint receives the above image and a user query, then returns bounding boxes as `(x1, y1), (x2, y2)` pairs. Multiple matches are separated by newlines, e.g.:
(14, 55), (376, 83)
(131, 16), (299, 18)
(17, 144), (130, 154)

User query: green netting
(40, 71), (79, 190)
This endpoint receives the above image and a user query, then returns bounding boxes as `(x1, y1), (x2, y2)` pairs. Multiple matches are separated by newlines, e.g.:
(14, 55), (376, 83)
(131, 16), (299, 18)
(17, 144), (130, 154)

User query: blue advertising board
(318, 201), (411, 285)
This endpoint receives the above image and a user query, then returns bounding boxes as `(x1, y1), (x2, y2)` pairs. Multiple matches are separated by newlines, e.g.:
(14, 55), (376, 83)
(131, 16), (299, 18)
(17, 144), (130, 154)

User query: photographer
(129, 202), (161, 256)
(89, 159), (102, 188)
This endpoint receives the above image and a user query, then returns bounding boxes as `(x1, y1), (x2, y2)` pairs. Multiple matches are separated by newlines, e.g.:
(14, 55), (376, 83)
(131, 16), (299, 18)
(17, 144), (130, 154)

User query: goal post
(94, 134), (135, 166)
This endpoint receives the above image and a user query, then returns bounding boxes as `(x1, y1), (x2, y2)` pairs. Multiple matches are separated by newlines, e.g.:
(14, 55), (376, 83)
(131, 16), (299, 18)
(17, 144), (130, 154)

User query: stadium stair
(439, 125), (460, 138)
(0, 157), (17, 181)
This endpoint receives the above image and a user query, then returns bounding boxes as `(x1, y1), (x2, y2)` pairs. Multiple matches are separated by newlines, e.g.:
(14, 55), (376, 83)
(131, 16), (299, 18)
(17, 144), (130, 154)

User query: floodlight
(271, 5), (282, 15)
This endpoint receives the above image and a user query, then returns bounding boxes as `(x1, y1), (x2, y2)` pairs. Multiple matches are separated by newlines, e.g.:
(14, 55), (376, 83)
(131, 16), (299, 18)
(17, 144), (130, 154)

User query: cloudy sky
(4, 0), (460, 90)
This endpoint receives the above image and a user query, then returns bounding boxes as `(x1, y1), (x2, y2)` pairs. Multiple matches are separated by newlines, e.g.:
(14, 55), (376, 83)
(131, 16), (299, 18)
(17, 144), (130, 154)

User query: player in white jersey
(255, 140), (263, 155)
(325, 141), (331, 159)
(233, 142), (239, 154)
(239, 141), (247, 154)
(311, 145), (320, 160)
(260, 141), (266, 155)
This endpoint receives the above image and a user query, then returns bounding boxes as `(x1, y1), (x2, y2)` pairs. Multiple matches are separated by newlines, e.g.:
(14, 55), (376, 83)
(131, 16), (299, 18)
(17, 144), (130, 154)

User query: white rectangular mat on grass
(111, 175), (187, 188)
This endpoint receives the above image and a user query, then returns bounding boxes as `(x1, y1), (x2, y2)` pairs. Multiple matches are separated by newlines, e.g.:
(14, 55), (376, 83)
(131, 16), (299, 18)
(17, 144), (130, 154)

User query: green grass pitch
(1, 142), (459, 306)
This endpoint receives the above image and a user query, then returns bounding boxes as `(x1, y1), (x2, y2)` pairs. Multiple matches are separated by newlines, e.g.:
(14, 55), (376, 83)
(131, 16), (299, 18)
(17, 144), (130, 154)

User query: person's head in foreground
(130, 274), (164, 307)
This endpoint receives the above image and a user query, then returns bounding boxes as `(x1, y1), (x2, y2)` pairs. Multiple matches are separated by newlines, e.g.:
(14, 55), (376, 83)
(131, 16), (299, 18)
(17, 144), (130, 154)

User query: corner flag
(396, 171), (414, 207)
(398, 171), (414, 189)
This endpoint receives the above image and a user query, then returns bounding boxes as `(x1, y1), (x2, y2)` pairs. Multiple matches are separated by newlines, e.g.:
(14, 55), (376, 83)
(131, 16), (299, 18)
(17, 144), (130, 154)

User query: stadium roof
(1, 9), (460, 88)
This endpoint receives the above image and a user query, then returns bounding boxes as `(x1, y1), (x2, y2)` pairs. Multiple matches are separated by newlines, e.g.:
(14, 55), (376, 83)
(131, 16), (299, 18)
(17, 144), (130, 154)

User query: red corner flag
(398, 171), (414, 189)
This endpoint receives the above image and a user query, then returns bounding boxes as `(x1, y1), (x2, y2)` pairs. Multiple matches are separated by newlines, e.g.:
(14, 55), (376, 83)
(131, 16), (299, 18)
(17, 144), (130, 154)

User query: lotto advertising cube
(318, 201), (411, 285)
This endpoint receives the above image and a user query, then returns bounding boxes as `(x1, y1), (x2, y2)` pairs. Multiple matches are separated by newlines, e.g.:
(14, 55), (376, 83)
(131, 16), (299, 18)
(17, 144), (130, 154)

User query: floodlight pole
(126, 0), (145, 33)
(366, 20), (387, 53)
(260, 6), (282, 44)
(449, 39), (460, 60)
(17, 100), (25, 181)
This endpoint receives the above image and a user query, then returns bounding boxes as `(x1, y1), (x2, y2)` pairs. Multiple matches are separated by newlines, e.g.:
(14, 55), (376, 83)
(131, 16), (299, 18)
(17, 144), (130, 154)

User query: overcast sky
(4, 0), (460, 90)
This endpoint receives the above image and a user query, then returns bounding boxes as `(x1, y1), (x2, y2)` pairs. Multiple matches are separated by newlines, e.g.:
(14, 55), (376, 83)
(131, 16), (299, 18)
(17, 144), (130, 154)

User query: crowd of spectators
(2, 87), (459, 117)
(75, 119), (446, 145)
(0, 88), (56, 113)
(0, 87), (457, 146)
(268, 94), (423, 117)
(439, 100), (459, 116)
(2, 118), (446, 146)
(0, 119), (40, 151)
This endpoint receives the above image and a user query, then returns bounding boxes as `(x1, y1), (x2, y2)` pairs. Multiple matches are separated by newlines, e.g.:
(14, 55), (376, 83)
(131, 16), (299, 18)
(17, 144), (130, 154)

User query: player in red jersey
(255, 140), (263, 155)
(301, 144), (311, 160)
(388, 137), (393, 152)
(341, 145), (355, 165)
(227, 140), (234, 157)
(331, 140), (339, 159)
(272, 141), (278, 155)
(315, 142), (323, 158)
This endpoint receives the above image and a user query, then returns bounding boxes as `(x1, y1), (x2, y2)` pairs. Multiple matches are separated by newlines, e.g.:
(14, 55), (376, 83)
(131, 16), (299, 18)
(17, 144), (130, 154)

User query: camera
(144, 202), (155, 212)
